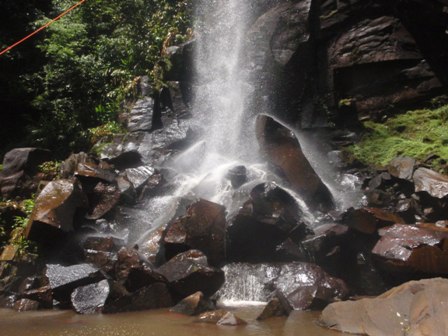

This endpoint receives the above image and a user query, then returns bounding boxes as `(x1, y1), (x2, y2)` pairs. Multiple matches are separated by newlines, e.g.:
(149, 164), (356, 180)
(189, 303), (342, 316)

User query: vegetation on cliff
(1, 0), (192, 157)
(349, 102), (448, 173)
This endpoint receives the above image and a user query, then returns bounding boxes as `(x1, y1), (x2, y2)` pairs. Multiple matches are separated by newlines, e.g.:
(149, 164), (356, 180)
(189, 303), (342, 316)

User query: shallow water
(0, 307), (342, 336)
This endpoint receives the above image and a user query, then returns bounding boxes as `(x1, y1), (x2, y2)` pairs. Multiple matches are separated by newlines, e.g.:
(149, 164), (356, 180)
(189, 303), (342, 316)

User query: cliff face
(244, 0), (448, 127)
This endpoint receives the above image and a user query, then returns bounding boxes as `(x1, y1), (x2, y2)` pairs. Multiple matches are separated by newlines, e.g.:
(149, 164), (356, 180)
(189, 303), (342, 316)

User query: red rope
(0, 0), (87, 57)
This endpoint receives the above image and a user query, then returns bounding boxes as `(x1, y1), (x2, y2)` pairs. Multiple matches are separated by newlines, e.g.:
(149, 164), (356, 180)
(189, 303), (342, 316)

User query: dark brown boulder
(162, 199), (226, 266)
(0, 148), (51, 198)
(320, 278), (448, 336)
(226, 182), (310, 262)
(257, 291), (292, 320)
(85, 182), (121, 220)
(139, 225), (166, 264)
(413, 167), (448, 199)
(255, 115), (333, 212)
(272, 262), (349, 310)
(341, 207), (405, 235)
(372, 223), (448, 274)
(104, 282), (173, 313)
(25, 179), (87, 242)
(169, 291), (215, 316)
(157, 250), (224, 298)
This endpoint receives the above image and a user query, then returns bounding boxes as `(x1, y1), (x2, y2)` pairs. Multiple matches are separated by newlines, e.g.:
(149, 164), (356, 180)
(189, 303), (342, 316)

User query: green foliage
(89, 121), (126, 144)
(11, 197), (37, 258)
(39, 161), (62, 179)
(349, 104), (448, 173)
(28, 0), (192, 156)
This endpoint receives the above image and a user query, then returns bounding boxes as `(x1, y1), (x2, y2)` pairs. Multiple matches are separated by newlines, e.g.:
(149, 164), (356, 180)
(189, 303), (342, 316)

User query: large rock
(372, 223), (448, 274)
(45, 263), (103, 304)
(227, 182), (310, 262)
(341, 207), (405, 235)
(387, 157), (416, 181)
(256, 115), (333, 211)
(103, 281), (173, 313)
(0, 148), (51, 198)
(162, 199), (226, 266)
(85, 182), (121, 220)
(320, 278), (448, 336)
(71, 279), (110, 314)
(157, 250), (224, 299)
(413, 167), (448, 199)
(25, 179), (87, 242)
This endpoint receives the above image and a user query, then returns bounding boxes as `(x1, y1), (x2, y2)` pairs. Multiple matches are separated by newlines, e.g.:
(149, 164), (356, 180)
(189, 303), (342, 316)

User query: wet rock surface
(372, 224), (448, 274)
(162, 199), (226, 266)
(413, 167), (448, 199)
(320, 278), (448, 336)
(256, 115), (333, 212)
(25, 179), (87, 242)
(71, 279), (110, 314)
(227, 182), (310, 262)
(157, 250), (224, 299)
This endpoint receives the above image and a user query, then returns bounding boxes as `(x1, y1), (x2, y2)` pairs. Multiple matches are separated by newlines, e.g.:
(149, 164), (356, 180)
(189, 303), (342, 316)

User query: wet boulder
(104, 281), (173, 313)
(320, 278), (448, 336)
(298, 223), (349, 271)
(25, 179), (87, 243)
(341, 207), (405, 235)
(139, 225), (166, 265)
(157, 250), (224, 299)
(122, 165), (155, 191)
(387, 157), (416, 181)
(255, 115), (333, 212)
(75, 162), (116, 184)
(270, 262), (349, 310)
(170, 291), (215, 316)
(82, 236), (124, 272)
(61, 152), (93, 178)
(372, 223), (448, 274)
(45, 263), (103, 304)
(162, 199), (226, 266)
(196, 309), (247, 326)
(257, 290), (292, 320)
(114, 247), (166, 293)
(413, 167), (448, 199)
(103, 151), (143, 171)
(85, 182), (121, 220)
(71, 279), (110, 314)
(227, 182), (310, 262)
(0, 147), (51, 198)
